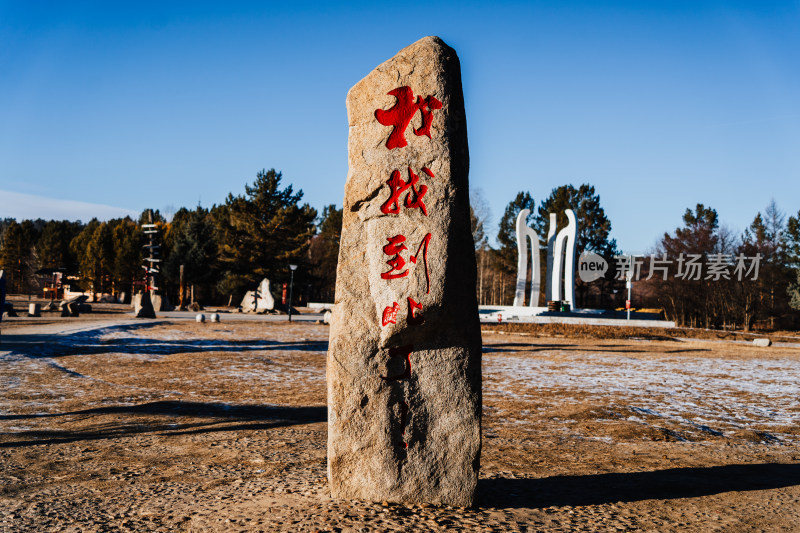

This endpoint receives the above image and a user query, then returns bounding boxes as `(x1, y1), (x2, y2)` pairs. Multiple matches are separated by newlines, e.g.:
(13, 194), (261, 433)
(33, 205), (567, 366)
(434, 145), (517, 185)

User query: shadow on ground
(483, 343), (710, 354)
(0, 401), (327, 448)
(479, 463), (800, 508)
(0, 322), (328, 359)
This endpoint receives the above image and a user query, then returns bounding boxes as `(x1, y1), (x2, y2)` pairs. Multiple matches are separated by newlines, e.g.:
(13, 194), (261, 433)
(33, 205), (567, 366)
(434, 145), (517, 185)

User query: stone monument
(134, 291), (156, 319)
(328, 36), (481, 507)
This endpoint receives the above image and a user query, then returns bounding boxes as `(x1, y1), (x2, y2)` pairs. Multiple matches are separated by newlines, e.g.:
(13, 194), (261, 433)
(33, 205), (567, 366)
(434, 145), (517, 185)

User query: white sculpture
(545, 213), (557, 303)
(514, 209), (578, 308)
(550, 209), (577, 306)
(513, 209), (542, 307)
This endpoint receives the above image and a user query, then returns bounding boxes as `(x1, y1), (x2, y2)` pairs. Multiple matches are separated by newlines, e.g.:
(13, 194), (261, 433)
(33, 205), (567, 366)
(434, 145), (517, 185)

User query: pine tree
(37, 220), (83, 273)
(111, 218), (143, 299)
(163, 207), (217, 303)
(654, 204), (719, 327)
(740, 201), (795, 329)
(526, 185), (619, 307)
(213, 169), (317, 299)
(308, 204), (342, 302)
(785, 209), (800, 266)
(0, 221), (36, 293)
(532, 184), (618, 257)
(70, 219), (101, 294)
(787, 209), (800, 313)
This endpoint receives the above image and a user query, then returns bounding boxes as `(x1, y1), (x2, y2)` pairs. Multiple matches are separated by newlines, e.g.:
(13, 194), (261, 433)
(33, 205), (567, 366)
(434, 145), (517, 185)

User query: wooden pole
(179, 264), (185, 310)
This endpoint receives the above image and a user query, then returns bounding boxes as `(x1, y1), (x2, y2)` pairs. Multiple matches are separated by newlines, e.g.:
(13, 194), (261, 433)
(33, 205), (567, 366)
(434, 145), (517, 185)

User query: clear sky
(2, 1), (799, 253)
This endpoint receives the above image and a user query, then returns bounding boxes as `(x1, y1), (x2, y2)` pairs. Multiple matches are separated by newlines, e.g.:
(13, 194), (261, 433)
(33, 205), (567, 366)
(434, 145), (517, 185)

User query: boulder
(327, 37), (481, 507)
(151, 293), (173, 312)
(60, 295), (88, 317)
(239, 278), (276, 312)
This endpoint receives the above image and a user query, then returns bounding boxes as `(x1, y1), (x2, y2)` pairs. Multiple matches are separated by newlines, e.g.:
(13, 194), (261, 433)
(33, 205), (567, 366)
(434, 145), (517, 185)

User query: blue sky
(2, 1), (799, 253)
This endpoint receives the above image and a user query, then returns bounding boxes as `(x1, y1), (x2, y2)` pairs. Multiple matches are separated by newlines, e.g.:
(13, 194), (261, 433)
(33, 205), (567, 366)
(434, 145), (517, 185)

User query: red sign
(282, 283), (287, 305)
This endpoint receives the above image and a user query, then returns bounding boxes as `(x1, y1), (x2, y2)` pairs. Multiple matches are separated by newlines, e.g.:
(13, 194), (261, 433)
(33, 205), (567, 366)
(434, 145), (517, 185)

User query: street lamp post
(626, 258), (633, 321)
(288, 264), (298, 322)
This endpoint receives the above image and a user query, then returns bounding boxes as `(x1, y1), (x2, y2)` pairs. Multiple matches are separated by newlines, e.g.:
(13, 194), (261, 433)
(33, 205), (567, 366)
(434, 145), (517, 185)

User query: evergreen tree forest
(0, 169), (334, 307)
(2, 171), (800, 331)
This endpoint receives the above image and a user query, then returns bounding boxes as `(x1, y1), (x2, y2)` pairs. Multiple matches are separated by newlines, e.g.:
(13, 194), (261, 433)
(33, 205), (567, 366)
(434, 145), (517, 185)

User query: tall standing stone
(328, 36), (481, 507)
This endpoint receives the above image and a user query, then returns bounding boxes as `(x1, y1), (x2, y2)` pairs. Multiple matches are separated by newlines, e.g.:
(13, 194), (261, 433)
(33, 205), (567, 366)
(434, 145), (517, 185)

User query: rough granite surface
(327, 36), (481, 507)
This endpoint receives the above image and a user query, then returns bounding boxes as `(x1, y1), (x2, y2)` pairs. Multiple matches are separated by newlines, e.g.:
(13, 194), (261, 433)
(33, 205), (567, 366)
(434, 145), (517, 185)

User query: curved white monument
(513, 208), (579, 310)
(550, 209), (577, 306)
(545, 212), (557, 302)
(513, 209), (542, 307)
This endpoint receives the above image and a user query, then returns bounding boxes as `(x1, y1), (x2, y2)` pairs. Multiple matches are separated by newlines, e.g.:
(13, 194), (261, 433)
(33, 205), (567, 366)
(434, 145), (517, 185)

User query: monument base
(479, 306), (676, 328)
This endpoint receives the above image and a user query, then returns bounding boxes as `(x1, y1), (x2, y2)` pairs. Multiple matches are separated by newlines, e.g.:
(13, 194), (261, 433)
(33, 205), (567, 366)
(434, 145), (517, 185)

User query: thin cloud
(0, 190), (139, 222)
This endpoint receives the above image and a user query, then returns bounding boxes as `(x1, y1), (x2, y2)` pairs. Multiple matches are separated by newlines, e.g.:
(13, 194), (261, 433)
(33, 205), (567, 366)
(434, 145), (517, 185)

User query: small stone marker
(753, 338), (772, 347)
(328, 36), (481, 507)
(28, 303), (41, 317)
(196, 313), (205, 323)
(210, 313), (220, 323)
(134, 292), (156, 319)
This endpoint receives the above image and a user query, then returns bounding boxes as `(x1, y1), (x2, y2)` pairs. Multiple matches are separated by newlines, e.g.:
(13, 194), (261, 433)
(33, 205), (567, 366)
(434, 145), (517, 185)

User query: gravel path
(1, 320), (799, 531)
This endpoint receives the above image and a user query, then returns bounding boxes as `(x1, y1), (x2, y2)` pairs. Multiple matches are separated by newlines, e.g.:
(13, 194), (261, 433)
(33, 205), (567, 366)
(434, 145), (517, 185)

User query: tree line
(0, 169), (339, 307)
(483, 188), (800, 331)
(637, 201), (800, 331)
(2, 169), (800, 331)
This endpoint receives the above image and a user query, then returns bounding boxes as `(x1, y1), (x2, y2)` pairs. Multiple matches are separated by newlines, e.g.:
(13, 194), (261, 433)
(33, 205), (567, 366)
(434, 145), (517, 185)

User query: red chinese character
(381, 344), (413, 381)
(380, 167), (433, 216)
(381, 235), (408, 279)
(407, 297), (424, 326)
(409, 233), (432, 294)
(374, 87), (442, 149)
(381, 302), (400, 326)
(381, 233), (432, 290)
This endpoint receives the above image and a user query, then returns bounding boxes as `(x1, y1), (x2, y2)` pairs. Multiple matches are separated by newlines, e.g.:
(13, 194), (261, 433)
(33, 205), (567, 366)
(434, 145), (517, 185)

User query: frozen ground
(1, 319), (799, 531)
(485, 345), (800, 443)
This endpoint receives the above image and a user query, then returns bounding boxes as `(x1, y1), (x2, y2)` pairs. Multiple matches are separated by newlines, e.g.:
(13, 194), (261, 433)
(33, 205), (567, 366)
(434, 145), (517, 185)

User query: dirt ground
(1, 317), (799, 532)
